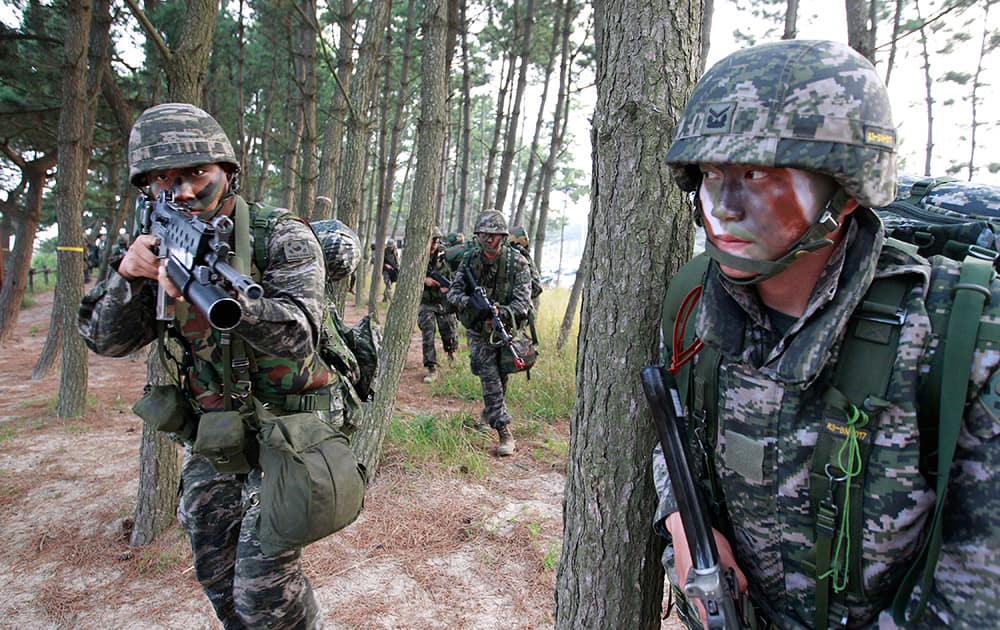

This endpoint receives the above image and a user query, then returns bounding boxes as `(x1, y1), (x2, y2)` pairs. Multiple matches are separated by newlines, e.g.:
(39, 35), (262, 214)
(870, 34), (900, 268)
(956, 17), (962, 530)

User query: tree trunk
(481, 50), (516, 213)
(884, 0), (904, 86)
(783, 0), (798, 39)
(456, 0), (472, 234)
(557, 219), (589, 352)
(845, 0), (875, 62)
(532, 0), (576, 267)
(493, 0), (535, 214)
(513, 0), (562, 229)
(334, 0), (392, 313)
(916, 0), (934, 176)
(554, 0), (701, 625)
(41, 0), (95, 420)
(966, 0), (992, 181)
(0, 153), (55, 343)
(352, 0), (450, 476)
(316, 0), (356, 220)
(294, 0), (319, 220)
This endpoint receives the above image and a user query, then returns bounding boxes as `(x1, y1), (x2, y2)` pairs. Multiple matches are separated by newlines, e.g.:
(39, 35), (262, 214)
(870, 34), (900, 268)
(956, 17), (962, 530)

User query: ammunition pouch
(193, 409), (256, 474)
(132, 383), (197, 442)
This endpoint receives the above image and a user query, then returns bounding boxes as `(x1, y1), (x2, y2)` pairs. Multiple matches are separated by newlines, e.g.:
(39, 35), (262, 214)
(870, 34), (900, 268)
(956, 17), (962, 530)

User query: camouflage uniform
(655, 209), (1000, 628)
(382, 240), (399, 301)
(77, 103), (360, 629)
(651, 41), (1000, 629)
(419, 246), (459, 370)
(447, 212), (532, 436)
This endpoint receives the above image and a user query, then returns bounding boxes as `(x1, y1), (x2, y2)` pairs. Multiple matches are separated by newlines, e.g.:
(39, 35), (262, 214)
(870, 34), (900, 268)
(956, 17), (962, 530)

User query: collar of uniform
(696, 207), (885, 386)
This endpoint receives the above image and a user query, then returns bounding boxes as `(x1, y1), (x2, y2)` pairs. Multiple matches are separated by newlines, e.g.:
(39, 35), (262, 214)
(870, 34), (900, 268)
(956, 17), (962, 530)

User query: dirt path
(0, 288), (582, 629)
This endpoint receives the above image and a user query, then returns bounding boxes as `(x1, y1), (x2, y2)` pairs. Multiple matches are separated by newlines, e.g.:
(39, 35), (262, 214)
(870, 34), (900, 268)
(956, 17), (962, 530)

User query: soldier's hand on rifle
(425, 277), (439, 288)
(665, 512), (747, 627)
(117, 234), (162, 282)
(156, 263), (184, 301)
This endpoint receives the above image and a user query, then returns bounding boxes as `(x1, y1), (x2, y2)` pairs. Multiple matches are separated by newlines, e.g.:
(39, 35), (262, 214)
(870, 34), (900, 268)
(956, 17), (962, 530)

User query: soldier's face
(697, 164), (836, 278)
(147, 163), (230, 216)
(477, 232), (504, 259)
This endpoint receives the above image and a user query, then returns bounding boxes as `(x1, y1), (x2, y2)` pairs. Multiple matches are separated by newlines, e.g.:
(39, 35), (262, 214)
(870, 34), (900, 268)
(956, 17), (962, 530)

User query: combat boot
(496, 424), (516, 456)
(423, 366), (438, 383)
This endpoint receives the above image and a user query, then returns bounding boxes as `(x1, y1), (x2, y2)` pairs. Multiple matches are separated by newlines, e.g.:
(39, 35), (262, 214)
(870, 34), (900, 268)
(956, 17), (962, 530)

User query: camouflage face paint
(698, 165), (836, 277)
(477, 233), (504, 258)
(148, 163), (230, 216)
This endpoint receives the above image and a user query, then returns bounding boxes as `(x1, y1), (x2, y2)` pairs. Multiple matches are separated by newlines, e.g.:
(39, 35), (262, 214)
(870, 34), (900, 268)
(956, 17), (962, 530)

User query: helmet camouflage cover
(128, 103), (239, 186)
(311, 219), (361, 284)
(508, 225), (529, 249)
(474, 210), (509, 235)
(665, 40), (896, 208)
(431, 226), (445, 240)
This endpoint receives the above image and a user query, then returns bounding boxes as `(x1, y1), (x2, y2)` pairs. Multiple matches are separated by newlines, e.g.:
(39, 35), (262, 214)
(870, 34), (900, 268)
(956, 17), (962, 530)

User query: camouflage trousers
(418, 303), (458, 368)
(382, 271), (395, 301)
(467, 332), (511, 428)
(177, 449), (324, 630)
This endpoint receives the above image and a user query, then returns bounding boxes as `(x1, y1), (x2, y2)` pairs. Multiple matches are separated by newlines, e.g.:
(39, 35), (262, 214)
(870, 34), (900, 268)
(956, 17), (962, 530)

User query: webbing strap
(891, 256), (993, 624)
(812, 274), (910, 630)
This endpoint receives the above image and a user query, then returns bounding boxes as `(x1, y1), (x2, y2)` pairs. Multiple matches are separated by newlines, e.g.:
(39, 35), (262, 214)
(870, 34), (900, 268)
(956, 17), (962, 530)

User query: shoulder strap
(661, 253), (711, 402)
(892, 254), (995, 625)
(251, 203), (278, 273)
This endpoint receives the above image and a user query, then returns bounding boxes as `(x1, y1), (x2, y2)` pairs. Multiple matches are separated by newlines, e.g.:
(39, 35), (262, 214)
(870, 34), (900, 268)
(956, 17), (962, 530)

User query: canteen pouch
(255, 404), (367, 556)
(193, 410), (252, 474)
(132, 384), (197, 441)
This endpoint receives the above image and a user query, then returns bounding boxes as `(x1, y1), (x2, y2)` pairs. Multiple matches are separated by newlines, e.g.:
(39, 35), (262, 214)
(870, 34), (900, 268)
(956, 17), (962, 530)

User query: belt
(255, 390), (334, 412)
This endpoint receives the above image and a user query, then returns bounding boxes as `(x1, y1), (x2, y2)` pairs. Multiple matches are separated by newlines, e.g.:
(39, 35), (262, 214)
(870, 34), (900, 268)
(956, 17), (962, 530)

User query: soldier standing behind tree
(419, 226), (459, 383)
(448, 210), (532, 456)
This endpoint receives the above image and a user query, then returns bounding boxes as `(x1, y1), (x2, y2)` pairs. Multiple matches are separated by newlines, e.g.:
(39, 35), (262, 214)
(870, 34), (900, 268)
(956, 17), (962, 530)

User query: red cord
(669, 285), (704, 374)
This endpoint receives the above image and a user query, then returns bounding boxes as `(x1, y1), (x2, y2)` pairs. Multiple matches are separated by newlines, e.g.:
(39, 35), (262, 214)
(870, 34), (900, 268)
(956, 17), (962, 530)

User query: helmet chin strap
(705, 188), (849, 286)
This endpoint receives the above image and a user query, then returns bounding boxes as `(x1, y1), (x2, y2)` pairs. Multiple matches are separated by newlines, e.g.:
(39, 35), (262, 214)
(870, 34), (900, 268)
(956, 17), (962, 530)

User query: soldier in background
(381, 239), (399, 302)
(508, 225), (543, 312)
(447, 210), (532, 456)
(419, 227), (459, 383)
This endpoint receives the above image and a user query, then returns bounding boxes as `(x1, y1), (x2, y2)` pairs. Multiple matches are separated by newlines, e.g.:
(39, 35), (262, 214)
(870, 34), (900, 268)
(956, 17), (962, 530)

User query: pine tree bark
(493, 0), (536, 214)
(316, 0), (356, 220)
(0, 152), (56, 343)
(554, 0), (701, 625)
(352, 0), (450, 475)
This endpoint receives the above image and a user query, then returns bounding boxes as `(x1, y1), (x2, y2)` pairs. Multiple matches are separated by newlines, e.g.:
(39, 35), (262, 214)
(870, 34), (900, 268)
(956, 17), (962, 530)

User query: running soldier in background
(419, 227), (459, 383)
(447, 210), (532, 456)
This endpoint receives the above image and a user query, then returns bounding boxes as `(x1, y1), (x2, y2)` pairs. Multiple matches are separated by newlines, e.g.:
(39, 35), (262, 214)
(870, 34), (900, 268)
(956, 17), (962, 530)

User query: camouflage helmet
(508, 225), (529, 249)
(665, 40), (896, 208)
(474, 210), (509, 235)
(431, 226), (445, 240)
(444, 231), (465, 247)
(311, 219), (361, 284)
(128, 103), (240, 186)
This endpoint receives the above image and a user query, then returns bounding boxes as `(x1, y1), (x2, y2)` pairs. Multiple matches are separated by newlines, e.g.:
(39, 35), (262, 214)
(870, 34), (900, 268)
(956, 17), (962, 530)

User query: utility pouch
(193, 410), (253, 474)
(132, 384), (197, 441)
(255, 403), (367, 556)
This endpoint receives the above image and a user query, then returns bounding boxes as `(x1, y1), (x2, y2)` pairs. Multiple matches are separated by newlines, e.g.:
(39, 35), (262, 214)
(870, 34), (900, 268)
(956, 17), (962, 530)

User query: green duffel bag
(255, 403), (367, 556)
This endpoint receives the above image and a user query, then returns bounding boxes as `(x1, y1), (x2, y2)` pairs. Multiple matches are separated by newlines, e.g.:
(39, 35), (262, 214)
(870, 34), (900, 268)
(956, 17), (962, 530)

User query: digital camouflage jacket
(78, 197), (334, 411)
(653, 208), (1000, 628)
(447, 244), (532, 336)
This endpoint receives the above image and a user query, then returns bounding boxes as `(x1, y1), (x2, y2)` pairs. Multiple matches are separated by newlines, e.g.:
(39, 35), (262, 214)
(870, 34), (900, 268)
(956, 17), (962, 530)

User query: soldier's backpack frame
(661, 176), (1000, 629)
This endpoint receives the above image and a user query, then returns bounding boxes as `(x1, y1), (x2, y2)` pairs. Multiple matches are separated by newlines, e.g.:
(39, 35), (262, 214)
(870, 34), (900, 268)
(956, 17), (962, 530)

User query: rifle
(139, 190), (263, 331)
(462, 263), (525, 371)
(427, 269), (451, 289)
(640, 365), (748, 630)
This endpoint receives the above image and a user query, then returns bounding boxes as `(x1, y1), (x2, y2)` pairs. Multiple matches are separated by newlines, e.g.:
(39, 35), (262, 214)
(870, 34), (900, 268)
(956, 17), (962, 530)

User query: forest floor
(0, 285), (681, 630)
